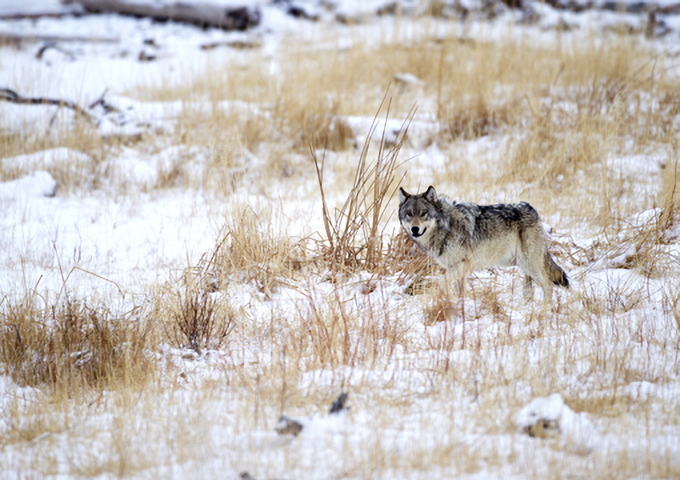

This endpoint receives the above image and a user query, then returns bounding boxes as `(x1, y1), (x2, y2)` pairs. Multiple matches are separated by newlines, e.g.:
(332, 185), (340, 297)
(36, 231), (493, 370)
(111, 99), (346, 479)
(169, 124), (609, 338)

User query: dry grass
(167, 286), (235, 355)
(2, 17), (680, 479)
(0, 118), (111, 192)
(193, 201), (309, 296)
(0, 295), (153, 391)
(660, 151), (679, 228)
(311, 98), (413, 273)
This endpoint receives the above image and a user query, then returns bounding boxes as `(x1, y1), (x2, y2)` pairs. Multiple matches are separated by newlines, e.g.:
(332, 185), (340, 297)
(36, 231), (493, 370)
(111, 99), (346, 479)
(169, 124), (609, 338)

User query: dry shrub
(299, 295), (355, 369)
(175, 107), (268, 153)
(155, 153), (189, 189)
(654, 91), (680, 142)
(0, 121), (108, 192)
(0, 297), (152, 390)
(470, 282), (509, 321)
(613, 240), (669, 280)
(169, 287), (234, 355)
(606, 201), (679, 280)
(557, 35), (650, 88)
(566, 394), (633, 418)
(121, 23), (668, 199)
(579, 285), (642, 317)
(666, 290), (680, 334)
(424, 278), (510, 326)
(131, 48), (271, 105)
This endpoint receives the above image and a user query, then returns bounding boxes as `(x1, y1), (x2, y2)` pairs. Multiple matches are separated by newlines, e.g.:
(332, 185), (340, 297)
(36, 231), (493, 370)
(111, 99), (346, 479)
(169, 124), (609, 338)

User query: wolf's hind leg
(539, 282), (554, 306)
(519, 261), (552, 304)
(523, 275), (534, 301)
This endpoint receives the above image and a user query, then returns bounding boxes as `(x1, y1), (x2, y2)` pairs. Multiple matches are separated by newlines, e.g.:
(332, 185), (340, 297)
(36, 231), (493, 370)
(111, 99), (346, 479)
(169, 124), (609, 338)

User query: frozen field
(1, 0), (680, 478)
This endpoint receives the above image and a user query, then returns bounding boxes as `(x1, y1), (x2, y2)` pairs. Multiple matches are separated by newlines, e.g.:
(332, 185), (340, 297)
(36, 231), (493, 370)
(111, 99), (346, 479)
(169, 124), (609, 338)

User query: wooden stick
(63, 0), (260, 30)
(0, 87), (95, 122)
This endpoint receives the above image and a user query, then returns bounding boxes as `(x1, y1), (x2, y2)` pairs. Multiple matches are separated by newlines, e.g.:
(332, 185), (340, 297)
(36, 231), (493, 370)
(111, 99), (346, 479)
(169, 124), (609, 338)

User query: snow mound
(0, 375), (40, 411)
(0, 171), (57, 199)
(516, 393), (599, 453)
(1, 147), (89, 172)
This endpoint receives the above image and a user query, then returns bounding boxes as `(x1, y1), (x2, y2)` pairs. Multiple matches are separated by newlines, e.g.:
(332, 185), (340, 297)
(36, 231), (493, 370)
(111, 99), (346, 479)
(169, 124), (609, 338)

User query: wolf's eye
(406, 211), (413, 218)
(420, 211), (428, 218)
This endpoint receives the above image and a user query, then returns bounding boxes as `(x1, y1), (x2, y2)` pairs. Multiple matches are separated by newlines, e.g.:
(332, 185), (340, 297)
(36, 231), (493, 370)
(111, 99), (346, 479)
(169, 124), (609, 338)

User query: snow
(0, 170), (57, 199)
(0, 0), (70, 15)
(1, 0), (680, 478)
(1, 147), (89, 171)
(516, 393), (599, 453)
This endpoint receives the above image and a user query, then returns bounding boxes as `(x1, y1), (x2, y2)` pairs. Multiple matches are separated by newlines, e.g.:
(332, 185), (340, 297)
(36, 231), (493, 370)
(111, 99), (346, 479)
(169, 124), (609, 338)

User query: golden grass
(0, 295), (154, 391)
(1, 18), (680, 479)
(311, 99), (414, 273)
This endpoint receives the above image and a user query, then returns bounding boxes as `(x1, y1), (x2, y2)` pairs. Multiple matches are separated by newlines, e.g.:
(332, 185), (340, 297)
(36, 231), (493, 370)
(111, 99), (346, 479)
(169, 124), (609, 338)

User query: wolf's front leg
(441, 268), (467, 322)
(438, 269), (460, 294)
(441, 260), (469, 297)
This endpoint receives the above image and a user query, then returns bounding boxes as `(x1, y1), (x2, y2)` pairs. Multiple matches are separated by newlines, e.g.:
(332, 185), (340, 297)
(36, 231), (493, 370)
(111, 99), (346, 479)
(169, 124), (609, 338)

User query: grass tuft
(311, 99), (414, 274)
(169, 287), (234, 355)
(0, 296), (152, 391)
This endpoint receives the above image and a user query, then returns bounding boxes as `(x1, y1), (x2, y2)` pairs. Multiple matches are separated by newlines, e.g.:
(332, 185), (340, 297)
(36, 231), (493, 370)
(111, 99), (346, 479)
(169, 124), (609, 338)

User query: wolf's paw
(404, 277), (435, 295)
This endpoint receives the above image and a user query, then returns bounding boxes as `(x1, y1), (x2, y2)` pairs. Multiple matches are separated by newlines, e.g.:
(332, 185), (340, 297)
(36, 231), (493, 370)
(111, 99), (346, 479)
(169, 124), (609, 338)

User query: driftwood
(0, 87), (94, 122)
(63, 0), (261, 30)
(0, 32), (119, 48)
(542, 0), (680, 13)
(200, 38), (262, 50)
(0, 12), (78, 20)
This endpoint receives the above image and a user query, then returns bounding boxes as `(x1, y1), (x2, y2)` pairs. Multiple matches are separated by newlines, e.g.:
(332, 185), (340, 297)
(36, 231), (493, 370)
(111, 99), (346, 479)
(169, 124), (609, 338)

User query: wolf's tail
(545, 252), (569, 288)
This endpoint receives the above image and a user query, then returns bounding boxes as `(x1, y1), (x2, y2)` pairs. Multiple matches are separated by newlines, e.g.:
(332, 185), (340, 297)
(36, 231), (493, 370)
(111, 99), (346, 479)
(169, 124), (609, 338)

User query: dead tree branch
(63, 0), (261, 31)
(0, 87), (95, 123)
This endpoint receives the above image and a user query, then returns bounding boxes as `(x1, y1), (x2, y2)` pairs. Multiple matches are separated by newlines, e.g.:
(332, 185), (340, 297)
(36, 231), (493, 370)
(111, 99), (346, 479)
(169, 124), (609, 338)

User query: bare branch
(0, 87), (95, 123)
(64, 0), (261, 31)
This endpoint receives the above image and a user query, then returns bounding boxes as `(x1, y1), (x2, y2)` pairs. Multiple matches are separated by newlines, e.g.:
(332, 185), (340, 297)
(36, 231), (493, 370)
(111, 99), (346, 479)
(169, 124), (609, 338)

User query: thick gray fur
(398, 186), (569, 302)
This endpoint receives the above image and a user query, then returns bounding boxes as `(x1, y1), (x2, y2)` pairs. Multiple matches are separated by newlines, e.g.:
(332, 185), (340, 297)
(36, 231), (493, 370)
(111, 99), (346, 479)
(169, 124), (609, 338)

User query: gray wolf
(398, 186), (569, 302)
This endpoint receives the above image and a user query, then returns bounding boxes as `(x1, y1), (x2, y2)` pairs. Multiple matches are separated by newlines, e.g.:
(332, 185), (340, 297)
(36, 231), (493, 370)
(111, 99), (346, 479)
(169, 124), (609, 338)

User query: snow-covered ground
(1, 1), (680, 479)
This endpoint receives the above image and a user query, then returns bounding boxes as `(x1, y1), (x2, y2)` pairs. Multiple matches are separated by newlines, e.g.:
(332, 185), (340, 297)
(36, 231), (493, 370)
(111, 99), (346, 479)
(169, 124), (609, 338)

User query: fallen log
(0, 87), (95, 122)
(0, 12), (79, 20)
(62, 0), (261, 31)
(0, 32), (119, 47)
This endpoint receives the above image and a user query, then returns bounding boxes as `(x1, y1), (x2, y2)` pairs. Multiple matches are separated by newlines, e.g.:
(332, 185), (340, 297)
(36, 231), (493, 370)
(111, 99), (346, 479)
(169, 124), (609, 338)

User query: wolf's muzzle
(411, 226), (426, 238)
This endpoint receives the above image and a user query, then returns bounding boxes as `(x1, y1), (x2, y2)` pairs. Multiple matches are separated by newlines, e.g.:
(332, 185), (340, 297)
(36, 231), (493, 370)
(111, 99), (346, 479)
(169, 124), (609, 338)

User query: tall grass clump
(660, 153), (679, 230)
(312, 100), (414, 274)
(0, 296), (153, 391)
(193, 203), (309, 295)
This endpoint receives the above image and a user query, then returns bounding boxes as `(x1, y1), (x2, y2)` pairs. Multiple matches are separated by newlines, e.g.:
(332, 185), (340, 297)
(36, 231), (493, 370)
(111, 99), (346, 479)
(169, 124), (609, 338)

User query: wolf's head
(398, 186), (439, 241)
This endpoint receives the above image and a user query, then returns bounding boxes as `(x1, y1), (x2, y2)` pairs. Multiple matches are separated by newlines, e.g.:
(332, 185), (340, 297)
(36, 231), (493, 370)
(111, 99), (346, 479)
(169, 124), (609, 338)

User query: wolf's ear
(425, 185), (437, 202)
(398, 187), (409, 204)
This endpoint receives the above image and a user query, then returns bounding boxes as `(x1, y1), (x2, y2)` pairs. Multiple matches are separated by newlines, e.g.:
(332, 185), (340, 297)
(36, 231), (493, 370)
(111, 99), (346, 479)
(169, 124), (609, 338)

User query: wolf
(398, 186), (569, 303)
